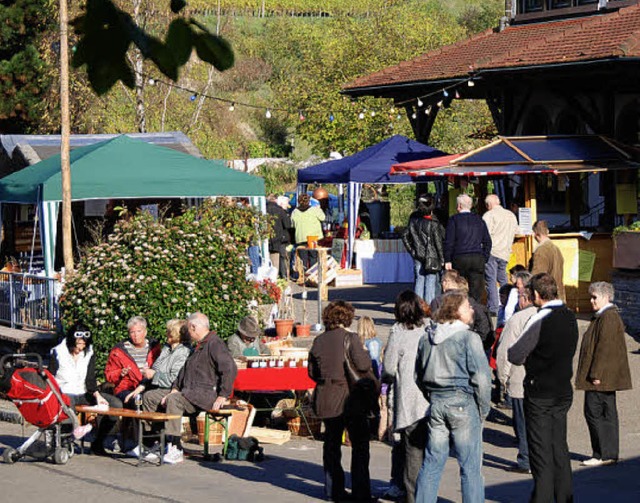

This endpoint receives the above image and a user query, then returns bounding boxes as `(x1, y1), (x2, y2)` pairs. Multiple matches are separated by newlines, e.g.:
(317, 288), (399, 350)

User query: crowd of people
(45, 192), (633, 501)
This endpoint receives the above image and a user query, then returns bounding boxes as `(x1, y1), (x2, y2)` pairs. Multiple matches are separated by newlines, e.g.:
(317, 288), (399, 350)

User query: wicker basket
(286, 416), (322, 438)
(196, 414), (224, 445)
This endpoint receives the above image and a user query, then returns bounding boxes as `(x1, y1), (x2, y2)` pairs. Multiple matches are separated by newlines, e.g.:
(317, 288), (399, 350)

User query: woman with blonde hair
(358, 316), (382, 377)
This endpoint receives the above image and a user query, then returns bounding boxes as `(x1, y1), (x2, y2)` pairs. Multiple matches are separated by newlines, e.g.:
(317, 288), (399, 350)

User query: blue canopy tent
(297, 135), (447, 268)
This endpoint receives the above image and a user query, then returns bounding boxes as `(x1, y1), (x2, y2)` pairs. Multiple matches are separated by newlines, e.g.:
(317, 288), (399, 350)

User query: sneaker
(581, 457), (604, 466)
(163, 444), (184, 464)
(73, 424), (93, 440)
(126, 445), (159, 462)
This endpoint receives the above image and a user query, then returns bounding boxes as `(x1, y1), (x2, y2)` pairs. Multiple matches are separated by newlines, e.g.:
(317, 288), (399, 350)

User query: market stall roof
(390, 135), (640, 177)
(297, 135), (447, 184)
(0, 134), (265, 203)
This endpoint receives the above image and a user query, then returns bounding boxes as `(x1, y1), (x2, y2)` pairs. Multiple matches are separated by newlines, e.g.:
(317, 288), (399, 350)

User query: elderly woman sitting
(227, 316), (269, 358)
(125, 319), (192, 403)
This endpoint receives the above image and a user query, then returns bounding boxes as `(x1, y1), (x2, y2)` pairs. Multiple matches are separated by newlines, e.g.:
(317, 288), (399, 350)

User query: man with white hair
(145, 312), (237, 464)
(483, 194), (518, 315)
(443, 193), (492, 302)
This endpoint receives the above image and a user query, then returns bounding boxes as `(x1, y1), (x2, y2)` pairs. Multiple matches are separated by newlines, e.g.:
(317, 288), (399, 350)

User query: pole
(60, 0), (74, 272)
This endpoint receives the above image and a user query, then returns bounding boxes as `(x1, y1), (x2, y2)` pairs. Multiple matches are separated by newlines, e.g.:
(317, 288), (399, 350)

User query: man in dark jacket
(508, 273), (578, 503)
(402, 195), (445, 303)
(145, 312), (237, 464)
(266, 194), (292, 279)
(444, 193), (492, 302)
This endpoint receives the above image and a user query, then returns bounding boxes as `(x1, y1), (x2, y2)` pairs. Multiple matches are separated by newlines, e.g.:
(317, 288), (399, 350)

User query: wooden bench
(75, 405), (181, 466)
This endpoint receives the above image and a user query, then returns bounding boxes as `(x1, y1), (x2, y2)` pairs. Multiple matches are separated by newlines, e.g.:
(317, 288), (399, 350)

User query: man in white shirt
(483, 194), (518, 315)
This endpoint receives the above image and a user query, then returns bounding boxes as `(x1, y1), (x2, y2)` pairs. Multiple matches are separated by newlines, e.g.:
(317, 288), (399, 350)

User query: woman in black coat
(308, 301), (374, 502)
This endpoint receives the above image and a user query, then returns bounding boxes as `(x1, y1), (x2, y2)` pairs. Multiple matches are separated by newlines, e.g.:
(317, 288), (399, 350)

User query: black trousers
(584, 390), (619, 461)
(452, 253), (486, 303)
(297, 246), (318, 271)
(524, 394), (573, 503)
(68, 392), (122, 445)
(402, 418), (428, 503)
(323, 414), (371, 501)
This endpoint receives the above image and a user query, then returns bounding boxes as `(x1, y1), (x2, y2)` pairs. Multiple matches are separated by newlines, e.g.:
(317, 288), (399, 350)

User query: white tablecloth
(354, 239), (413, 284)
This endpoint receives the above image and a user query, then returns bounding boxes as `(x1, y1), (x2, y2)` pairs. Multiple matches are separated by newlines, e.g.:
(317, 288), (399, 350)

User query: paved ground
(2, 281), (640, 502)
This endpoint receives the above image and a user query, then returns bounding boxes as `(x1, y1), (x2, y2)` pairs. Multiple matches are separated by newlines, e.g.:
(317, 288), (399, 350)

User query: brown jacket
(575, 306), (632, 392)
(531, 239), (565, 300)
(308, 327), (372, 419)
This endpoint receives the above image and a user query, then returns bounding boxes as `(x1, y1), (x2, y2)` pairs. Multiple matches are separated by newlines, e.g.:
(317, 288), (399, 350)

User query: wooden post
(524, 174), (537, 263)
(60, 0), (73, 272)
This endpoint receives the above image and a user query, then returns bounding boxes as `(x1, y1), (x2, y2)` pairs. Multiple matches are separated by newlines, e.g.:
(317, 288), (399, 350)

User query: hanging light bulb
(358, 112), (365, 120)
(455, 90), (461, 99)
(329, 113), (335, 122)
(411, 112), (417, 119)
(425, 106), (430, 115)
(468, 80), (475, 87)
(229, 102), (235, 111)
(437, 100), (443, 108)
(265, 109), (272, 119)
(443, 89), (449, 98)
(390, 107), (395, 114)
(371, 111), (376, 117)
(147, 78), (155, 86)
(396, 113), (402, 120)
(299, 110), (305, 121)
(190, 94), (197, 102)
(417, 98), (424, 107)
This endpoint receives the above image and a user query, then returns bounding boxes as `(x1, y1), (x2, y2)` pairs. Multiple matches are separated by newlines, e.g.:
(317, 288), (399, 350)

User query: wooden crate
(333, 269), (363, 287)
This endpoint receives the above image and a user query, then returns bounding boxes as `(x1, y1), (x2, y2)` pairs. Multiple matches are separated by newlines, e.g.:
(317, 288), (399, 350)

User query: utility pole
(60, 0), (74, 272)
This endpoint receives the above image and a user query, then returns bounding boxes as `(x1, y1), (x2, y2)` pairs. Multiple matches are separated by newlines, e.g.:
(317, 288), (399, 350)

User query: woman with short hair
(575, 281), (632, 466)
(308, 300), (375, 502)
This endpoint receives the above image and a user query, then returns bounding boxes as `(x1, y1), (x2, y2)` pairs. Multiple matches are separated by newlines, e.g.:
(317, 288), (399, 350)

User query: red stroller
(0, 353), (79, 465)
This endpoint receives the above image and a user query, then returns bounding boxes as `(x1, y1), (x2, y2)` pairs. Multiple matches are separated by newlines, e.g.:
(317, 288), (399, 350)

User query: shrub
(60, 203), (270, 371)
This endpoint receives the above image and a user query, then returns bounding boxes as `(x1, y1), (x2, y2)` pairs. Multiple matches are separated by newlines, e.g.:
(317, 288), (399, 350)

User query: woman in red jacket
(104, 316), (161, 405)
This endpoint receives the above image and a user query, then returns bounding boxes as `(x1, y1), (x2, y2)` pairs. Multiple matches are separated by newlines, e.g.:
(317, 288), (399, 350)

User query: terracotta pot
(274, 318), (294, 338)
(295, 323), (311, 337)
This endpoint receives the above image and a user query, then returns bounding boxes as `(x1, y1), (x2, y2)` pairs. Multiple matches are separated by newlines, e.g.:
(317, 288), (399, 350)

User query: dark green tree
(0, 0), (55, 133)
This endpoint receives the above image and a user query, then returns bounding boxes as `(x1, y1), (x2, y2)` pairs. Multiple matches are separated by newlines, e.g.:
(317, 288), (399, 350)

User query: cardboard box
(333, 268), (363, 287)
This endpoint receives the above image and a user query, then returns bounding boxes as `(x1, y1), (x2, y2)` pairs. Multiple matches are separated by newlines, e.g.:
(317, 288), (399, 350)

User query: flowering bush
(253, 278), (282, 304)
(59, 206), (269, 371)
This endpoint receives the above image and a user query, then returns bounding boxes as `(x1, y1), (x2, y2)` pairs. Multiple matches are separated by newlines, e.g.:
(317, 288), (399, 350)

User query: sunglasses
(74, 331), (91, 339)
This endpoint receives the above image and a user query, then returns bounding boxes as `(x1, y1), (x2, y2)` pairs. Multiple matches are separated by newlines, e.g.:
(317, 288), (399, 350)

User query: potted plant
(251, 279), (281, 328)
(275, 280), (295, 338)
(613, 222), (640, 269)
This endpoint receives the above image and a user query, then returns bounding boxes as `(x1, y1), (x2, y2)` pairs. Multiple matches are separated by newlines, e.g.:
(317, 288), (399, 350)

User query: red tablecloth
(233, 367), (316, 392)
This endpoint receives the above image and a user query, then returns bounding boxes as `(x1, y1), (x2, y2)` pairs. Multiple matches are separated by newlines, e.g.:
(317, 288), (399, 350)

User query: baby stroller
(0, 353), (79, 465)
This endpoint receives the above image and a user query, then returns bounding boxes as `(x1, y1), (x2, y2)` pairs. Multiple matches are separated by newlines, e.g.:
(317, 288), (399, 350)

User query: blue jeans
(512, 397), (530, 470)
(413, 260), (440, 304)
(485, 255), (508, 313)
(416, 391), (484, 503)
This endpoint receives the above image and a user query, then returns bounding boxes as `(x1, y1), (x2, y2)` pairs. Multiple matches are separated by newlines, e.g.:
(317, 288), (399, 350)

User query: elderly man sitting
(143, 312), (237, 464)
(227, 316), (269, 358)
(105, 315), (161, 405)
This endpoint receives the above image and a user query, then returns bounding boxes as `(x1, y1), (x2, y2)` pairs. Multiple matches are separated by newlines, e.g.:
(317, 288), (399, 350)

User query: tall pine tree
(0, 0), (55, 133)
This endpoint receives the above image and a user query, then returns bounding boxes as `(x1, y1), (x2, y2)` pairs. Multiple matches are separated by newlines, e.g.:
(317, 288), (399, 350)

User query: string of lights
(139, 69), (477, 122)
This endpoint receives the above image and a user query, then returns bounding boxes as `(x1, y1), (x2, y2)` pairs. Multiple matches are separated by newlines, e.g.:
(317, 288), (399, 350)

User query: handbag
(343, 334), (380, 417)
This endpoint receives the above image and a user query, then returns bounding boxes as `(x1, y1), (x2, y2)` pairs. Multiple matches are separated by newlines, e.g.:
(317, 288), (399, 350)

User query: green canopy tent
(0, 135), (266, 276)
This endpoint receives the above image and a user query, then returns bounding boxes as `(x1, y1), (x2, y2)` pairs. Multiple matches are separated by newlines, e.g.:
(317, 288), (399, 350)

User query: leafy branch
(71, 0), (234, 95)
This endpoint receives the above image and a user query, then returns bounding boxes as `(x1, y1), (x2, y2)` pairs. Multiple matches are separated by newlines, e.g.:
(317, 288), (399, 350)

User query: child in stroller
(0, 352), (85, 464)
